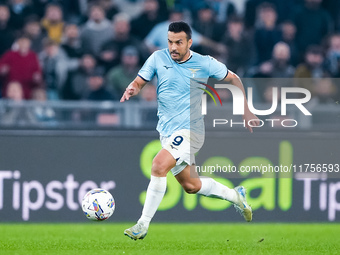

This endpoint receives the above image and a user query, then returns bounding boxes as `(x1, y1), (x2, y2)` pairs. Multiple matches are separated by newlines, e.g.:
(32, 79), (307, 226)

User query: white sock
(197, 177), (237, 204)
(138, 175), (167, 227)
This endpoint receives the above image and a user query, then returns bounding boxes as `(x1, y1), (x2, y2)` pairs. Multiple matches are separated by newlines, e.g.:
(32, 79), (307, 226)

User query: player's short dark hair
(168, 21), (192, 40)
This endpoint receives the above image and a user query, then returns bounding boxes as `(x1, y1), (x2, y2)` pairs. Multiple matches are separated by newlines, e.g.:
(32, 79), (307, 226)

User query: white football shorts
(160, 129), (205, 176)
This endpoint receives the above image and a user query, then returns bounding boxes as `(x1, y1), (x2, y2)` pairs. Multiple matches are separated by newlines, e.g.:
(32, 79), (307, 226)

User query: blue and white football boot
(233, 186), (252, 222)
(124, 222), (148, 240)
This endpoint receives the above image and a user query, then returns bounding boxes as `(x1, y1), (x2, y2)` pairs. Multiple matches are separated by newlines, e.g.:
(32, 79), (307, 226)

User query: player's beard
(171, 48), (190, 62)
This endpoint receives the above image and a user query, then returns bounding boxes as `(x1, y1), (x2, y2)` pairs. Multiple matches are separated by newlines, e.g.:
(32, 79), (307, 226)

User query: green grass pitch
(0, 223), (339, 255)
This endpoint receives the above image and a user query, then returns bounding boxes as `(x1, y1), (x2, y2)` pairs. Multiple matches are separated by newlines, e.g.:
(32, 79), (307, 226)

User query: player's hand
(120, 84), (140, 102)
(243, 111), (261, 133)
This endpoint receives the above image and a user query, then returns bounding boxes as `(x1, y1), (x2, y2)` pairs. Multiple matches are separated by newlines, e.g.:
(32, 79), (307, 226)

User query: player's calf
(181, 181), (201, 194)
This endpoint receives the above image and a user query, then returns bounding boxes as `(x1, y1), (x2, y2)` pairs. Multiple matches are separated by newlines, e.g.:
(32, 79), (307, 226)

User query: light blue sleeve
(208, 56), (228, 80)
(138, 52), (156, 82)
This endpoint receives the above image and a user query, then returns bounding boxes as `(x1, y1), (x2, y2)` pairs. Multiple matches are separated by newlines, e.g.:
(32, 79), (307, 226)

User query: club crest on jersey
(188, 68), (200, 78)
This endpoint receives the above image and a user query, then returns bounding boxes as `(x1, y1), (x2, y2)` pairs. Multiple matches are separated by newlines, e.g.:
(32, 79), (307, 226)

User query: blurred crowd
(0, 0), (339, 105)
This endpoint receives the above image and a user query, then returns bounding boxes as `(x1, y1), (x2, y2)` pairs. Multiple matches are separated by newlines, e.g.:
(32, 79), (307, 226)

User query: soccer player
(120, 21), (260, 240)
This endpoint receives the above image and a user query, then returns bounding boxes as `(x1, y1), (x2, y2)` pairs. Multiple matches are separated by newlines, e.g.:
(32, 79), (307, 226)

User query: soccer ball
(82, 189), (115, 221)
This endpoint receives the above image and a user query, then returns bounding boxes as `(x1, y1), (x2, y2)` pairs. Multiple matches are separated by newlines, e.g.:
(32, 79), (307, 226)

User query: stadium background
(0, 0), (339, 224)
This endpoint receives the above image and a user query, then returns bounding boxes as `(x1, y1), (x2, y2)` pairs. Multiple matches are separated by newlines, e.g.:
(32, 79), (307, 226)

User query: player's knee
(151, 158), (168, 177)
(182, 182), (201, 194)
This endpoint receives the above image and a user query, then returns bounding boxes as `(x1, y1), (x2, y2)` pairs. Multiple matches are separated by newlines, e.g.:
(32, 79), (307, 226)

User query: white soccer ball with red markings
(82, 189), (115, 221)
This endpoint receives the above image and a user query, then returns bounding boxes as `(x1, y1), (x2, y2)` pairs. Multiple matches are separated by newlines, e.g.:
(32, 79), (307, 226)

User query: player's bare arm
(223, 70), (261, 133)
(120, 76), (147, 102)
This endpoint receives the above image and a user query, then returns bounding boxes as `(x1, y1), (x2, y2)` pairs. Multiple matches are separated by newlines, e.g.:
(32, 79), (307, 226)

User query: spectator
(131, 0), (166, 40)
(41, 3), (65, 44)
(1, 80), (37, 125)
(3, 80), (24, 101)
(249, 42), (295, 78)
(31, 87), (56, 122)
(0, 36), (42, 99)
(280, 20), (299, 66)
(247, 42), (295, 102)
(206, 0), (236, 23)
(30, 0), (81, 22)
(244, 0), (297, 29)
(322, 0), (340, 31)
(31, 0), (50, 18)
(80, 4), (113, 57)
(325, 34), (340, 77)
(100, 13), (147, 71)
(113, 0), (146, 18)
(254, 2), (282, 63)
(32, 0), (82, 21)
(8, 0), (35, 31)
(144, 8), (186, 51)
(313, 78), (338, 103)
(223, 16), (254, 75)
(106, 46), (140, 96)
(295, 45), (328, 78)
(179, 0), (206, 15)
(293, 0), (332, 53)
(22, 16), (45, 53)
(39, 39), (79, 100)
(192, 2), (225, 43)
(0, 5), (15, 57)
(60, 0), (83, 23)
(294, 45), (329, 95)
(98, 0), (119, 21)
(61, 23), (84, 58)
(63, 54), (103, 100)
(244, 0), (264, 29)
(145, 8), (226, 55)
(86, 69), (115, 101)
